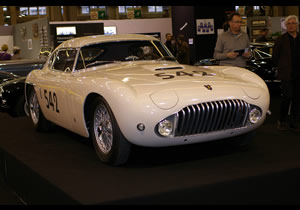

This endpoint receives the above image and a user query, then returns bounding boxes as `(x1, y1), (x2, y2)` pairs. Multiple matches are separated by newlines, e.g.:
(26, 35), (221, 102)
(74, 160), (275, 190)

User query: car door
(36, 48), (78, 129)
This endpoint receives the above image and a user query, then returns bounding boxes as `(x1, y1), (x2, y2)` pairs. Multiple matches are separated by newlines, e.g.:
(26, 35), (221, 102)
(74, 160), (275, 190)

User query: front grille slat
(228, 99), (237, 129)
(197, 104), (206, 134)
(206, 102), (215, 132)
(175, 99), (250, 137)
(223, 100), (233, 129)
(202, 103), (210, 133)
(234, 100), (243, 125)
(213, 101), (223, 131)
(187, 105), (196, 135)
(211, 101), (219, 131)
(192, 104), (200, 133)
(218, 101), (228, 130)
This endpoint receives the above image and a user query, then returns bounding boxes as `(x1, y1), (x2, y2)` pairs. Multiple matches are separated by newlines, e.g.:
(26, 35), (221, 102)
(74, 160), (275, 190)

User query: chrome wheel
(93, 103), (113, 154)
(29, 90), (40, 125)
(90, 97), (131, 165)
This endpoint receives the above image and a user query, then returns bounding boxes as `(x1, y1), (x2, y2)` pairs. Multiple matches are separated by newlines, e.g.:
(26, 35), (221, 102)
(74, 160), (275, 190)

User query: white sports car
(25, 34), (270, 165)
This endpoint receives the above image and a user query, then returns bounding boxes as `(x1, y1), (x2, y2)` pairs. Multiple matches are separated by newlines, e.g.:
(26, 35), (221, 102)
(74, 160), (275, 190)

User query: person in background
(164, 33), (177, 57)
(11, 46), (22, 60)
(0, 44), (12, 60)
(176, 34), (190, 65)
(272, 15), (300, 132)
(256, 28), (269, 42)
(213, 12), (251, 68)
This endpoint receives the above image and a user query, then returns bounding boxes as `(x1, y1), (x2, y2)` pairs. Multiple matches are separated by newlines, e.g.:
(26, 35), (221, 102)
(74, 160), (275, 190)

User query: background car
(246, 42), (278, 82)
(0, 75), (27, 117)
(194, 42), (279, 94)
(0, 71), (20, 83)
(25, 34), (270, 166)
(0, 59), (45, 76)
(0, 49), (49, 117)
(194, 58), (220, 66)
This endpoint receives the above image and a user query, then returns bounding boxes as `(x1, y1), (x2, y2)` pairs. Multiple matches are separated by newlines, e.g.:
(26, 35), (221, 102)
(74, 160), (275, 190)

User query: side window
(52, 49), (77, 72)
(80, 45), (106, 65)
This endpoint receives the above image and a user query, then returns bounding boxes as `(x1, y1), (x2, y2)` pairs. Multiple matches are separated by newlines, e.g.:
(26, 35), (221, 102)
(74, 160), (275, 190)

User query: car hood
(81, 61), (264, 109)
(84, 61), (259, 89)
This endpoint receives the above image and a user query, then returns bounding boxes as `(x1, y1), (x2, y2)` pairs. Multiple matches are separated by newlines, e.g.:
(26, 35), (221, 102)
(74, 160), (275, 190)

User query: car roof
(58, 34), (159, 48)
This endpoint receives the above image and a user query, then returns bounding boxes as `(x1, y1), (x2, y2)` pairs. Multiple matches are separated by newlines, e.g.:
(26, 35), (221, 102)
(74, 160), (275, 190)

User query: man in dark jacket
(272, 15), (300, 131)
(164, 33), (177, 57)
(176, 34), (190, 65)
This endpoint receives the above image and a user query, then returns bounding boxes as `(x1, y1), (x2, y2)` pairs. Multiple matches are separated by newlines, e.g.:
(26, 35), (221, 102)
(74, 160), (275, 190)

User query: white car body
(25, 34), (270, 164)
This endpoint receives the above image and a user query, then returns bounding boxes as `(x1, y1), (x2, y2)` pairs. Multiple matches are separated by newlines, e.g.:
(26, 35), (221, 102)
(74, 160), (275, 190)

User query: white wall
(101, 18), (172, 43)
(14, 17), (50, 59)
(0, 25), (14, 55)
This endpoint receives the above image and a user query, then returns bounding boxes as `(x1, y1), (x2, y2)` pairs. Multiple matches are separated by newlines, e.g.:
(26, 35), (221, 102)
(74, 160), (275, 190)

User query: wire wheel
(90, 97), (132, 165)
(29, 89), (40, 125)
(93, 103), (113, 154)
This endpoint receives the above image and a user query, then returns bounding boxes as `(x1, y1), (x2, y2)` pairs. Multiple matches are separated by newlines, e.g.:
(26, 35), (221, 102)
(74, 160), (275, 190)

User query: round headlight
(158, 119), (173, 137)
(249, 108), (262, 124)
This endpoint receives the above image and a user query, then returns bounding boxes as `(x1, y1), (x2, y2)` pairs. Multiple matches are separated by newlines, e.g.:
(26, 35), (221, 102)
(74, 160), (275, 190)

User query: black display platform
(1, 94), (300, 205)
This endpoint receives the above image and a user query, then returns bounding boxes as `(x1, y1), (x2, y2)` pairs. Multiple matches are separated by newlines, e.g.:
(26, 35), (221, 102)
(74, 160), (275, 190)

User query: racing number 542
(44, 89), (60, 113)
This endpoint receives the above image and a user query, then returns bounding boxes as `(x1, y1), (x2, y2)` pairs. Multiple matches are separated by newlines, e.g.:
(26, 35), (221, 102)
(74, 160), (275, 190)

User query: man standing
(176, 34), (190, 65)
(164, 33), (177, 57)
(213, 12), (251, 67)
(272, 15), (300, 131)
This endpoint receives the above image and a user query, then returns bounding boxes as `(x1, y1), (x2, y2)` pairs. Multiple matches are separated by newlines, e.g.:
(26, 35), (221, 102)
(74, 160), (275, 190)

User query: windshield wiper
(86, 61), (119, 68)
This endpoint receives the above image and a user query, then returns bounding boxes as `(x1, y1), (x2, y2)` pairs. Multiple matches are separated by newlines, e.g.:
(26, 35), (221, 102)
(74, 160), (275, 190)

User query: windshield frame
(73, 39), (177, 72)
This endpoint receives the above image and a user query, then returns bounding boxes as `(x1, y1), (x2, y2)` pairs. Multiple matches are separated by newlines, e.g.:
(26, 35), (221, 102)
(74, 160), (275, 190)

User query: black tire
(90, 97), (131, 166)
(9, 95), (26, 117)
(28, 87), (51, 132)
(228, 131), (256, 147)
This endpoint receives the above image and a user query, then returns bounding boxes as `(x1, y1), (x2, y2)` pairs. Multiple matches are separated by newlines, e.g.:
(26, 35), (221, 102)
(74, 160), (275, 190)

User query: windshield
(75, 40), (176, 70)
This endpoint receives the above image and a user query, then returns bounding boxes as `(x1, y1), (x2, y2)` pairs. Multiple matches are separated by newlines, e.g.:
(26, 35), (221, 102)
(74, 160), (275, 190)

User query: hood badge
(204, 85), (212, 90)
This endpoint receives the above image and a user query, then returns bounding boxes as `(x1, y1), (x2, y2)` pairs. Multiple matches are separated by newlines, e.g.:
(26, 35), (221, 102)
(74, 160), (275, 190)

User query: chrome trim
(175, 99), (251, 137)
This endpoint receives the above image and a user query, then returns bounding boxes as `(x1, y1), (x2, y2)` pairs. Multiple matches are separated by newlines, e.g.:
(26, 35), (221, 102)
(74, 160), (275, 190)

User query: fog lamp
(158, 119), (173, 137)
(249, 108), (261, 124)
(137, 123), (145, 131)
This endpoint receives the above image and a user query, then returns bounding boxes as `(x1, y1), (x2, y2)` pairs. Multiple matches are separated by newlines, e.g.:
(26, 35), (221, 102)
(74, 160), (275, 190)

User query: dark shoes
(277, 120), (300, 132)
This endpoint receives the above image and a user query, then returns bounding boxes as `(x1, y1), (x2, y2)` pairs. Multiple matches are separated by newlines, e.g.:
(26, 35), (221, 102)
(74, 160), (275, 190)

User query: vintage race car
(25, 34), (270, 165)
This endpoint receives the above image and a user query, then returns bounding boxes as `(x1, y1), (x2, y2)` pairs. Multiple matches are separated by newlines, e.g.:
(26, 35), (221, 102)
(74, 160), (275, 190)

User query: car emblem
(204, 85), (212, 90)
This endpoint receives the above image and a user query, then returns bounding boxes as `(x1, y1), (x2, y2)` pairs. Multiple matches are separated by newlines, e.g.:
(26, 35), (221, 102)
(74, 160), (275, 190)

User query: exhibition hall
(0, 6), (300, 205)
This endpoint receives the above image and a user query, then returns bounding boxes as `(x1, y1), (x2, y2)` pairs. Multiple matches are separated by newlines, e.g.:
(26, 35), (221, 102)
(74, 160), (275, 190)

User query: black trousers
(279, 80), (300, 123)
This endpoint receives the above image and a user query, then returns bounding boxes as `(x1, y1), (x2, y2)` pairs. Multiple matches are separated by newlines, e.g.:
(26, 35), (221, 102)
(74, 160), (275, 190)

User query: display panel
(56, 26), (77, 36)
(104, 26), (117, 35)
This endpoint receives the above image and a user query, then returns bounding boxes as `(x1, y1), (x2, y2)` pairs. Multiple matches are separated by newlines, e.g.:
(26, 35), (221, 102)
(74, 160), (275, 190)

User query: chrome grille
(175, 99), (250, 136)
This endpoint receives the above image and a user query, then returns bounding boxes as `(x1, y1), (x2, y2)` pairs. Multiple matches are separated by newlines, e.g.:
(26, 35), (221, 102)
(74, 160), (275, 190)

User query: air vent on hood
(155, 66), (184, 71)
